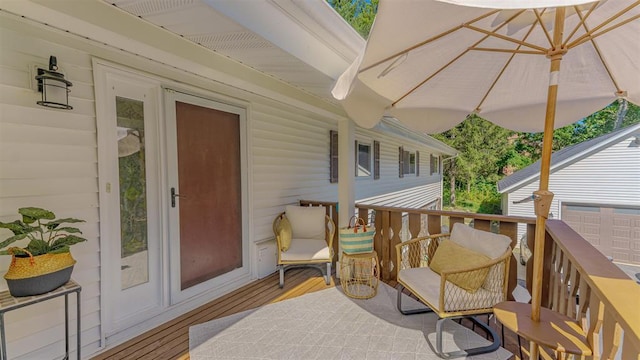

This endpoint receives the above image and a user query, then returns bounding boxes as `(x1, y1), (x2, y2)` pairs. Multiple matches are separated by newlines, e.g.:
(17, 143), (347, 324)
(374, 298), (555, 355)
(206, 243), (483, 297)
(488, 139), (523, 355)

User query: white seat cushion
(398, 267), (499, 312)
(449, 223), (511, 259)
(280, 238), (331, 262)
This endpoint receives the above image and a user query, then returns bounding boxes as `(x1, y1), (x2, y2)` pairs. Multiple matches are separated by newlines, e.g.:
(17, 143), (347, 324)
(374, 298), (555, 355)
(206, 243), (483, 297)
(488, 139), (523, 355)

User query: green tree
(435, 115), (512, 211)
(514, 101), (640, 162)
(328, 0), (378, 38)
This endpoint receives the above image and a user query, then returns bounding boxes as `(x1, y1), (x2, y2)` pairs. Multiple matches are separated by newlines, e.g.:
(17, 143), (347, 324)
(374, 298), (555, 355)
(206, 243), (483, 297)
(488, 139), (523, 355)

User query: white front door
(95, 63), (163, 336)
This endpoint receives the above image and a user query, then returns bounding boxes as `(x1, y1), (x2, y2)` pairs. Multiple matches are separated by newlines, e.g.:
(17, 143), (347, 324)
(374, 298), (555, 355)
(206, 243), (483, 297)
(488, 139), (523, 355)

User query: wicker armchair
(272, 205), (335, 288)
(395, 223), (511, 358)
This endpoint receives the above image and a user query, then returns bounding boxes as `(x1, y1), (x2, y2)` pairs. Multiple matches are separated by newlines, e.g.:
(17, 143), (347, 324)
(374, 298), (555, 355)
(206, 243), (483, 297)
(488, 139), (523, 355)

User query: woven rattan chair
(395, 223), (512, 358)
(272, 205), (335, 288)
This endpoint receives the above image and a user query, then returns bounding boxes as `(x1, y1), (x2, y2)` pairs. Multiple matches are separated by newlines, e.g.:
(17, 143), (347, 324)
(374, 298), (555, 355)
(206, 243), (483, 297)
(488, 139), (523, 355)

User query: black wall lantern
(35, 56), (73, 110)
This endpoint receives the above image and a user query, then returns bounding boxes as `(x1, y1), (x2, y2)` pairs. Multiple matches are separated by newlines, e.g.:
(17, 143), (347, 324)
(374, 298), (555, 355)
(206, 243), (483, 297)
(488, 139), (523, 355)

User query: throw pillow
(429, 240), (491, 292)
(285, 205), (326, 240)
(277, 216), (293, 252)
(449, 223), (511, 259)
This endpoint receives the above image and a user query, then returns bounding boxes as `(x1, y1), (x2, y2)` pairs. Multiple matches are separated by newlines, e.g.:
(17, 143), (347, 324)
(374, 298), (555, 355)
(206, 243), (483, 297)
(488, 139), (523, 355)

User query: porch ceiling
(106, 0), (363, 103)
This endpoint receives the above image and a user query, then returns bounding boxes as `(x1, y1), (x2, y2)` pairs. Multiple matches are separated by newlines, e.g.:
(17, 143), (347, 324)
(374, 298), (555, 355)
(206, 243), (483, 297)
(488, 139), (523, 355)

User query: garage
(562, 203), (640, 265)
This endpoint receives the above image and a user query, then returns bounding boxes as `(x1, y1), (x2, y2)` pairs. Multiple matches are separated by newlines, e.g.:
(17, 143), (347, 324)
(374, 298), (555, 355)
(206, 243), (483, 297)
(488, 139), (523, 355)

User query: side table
(340, 251), (379, 299)
(494, 301), (592, 359)
(0, 280), (81, 360)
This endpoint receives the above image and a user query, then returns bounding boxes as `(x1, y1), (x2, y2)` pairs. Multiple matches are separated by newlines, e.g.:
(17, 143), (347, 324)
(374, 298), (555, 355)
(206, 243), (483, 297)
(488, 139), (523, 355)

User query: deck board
(90, 268), (525, 359)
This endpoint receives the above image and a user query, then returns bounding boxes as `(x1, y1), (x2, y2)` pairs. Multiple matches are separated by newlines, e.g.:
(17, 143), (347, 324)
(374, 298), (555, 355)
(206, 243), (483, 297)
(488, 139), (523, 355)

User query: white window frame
(355, 140), (373, 178)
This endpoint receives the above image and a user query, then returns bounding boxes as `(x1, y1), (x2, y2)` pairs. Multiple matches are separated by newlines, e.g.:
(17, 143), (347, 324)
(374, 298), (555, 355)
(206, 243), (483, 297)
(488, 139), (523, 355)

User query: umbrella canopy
(332, 0), (639, 353)
(332, 0), (640, 133)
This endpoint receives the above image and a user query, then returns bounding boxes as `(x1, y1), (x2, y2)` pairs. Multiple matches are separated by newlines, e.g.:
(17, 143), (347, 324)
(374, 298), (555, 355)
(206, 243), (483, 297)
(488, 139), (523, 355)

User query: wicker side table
(340, 251), (379, 299)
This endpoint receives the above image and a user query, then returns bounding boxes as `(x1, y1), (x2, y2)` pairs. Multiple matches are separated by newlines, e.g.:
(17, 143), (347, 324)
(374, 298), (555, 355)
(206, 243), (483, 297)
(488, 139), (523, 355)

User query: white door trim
(94, 61), (164, 337)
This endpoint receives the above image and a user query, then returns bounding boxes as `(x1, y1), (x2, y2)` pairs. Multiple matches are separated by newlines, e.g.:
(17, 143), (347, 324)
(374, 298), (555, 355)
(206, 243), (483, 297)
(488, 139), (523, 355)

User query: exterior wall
(0, 19), (102, 360)
(0, 14), (451, 359)
(505, 136), (640, 241)
(354, 127), (443, 207)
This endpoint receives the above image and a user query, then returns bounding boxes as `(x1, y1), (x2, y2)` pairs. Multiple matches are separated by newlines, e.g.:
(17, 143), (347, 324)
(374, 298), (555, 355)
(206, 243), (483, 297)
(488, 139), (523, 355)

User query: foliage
(327, 0), (378, 38)
(444, 182), (502, 214)
(435, 115), (512, 205)
(437, 101), (640, 214)
(0, 207), (86, 257)
(513, 101), (640, 162)
(116, 96), (149, 258)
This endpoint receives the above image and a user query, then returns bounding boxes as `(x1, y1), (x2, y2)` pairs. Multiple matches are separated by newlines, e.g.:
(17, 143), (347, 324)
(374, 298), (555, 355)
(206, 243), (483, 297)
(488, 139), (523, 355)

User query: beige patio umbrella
(333, 0), (639, 355)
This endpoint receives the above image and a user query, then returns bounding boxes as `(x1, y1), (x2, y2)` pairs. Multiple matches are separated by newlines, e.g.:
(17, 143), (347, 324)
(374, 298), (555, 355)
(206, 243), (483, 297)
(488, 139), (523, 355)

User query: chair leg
(325, 262), (331, 285)
(435, 316), (500, 358)
(396, 283), (433, 315)
(279, 265), (284, 288)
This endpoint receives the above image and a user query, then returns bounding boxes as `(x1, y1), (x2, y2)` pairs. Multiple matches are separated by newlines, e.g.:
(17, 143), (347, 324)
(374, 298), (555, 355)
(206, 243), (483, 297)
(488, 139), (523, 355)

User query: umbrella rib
(533, 9), (554, 47)
(474, 20), (540, 114)
(390, 10), (527, 108)
(567, 1), (640, 49)
(563, 3), (599, 48)
(469, 48), (545, 55)
(463, 24), (548, 52)
(569, 13), (640, 49)
(572, 6), (622, 94)
(359, 9), (500, 74)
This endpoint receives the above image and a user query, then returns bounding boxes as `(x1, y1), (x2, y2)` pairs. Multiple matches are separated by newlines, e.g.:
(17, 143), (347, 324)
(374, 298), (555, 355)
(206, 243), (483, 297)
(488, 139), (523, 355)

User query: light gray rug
(189, 283), (512, 359)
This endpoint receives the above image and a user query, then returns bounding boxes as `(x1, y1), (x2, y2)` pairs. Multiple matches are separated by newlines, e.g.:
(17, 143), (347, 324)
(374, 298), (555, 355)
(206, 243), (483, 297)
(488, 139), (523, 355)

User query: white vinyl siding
(0, 23), (101, 359)
(354, 127), (443, 203)
(0, 11), (450, 359)
(505, 136), (640, 241)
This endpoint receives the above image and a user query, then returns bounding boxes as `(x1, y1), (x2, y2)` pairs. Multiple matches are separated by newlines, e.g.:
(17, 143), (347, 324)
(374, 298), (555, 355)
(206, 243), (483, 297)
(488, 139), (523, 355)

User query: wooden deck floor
(91, 269), (526, 359)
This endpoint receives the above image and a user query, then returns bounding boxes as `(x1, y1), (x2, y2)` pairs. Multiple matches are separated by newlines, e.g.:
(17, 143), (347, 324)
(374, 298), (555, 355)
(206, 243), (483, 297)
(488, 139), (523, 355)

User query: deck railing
(299, 200), (639, 357)
(540, 220), (640, 359)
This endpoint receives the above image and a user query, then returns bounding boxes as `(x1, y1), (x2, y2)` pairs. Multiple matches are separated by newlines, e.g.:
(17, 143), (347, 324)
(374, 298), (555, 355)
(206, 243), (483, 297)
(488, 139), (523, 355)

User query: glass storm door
(165, 90), (248, 304)
(95, 66), (163, 336)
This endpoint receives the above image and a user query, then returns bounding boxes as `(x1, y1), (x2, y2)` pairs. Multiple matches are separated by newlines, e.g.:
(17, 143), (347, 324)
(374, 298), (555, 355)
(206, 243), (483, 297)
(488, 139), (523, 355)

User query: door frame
(94, 61), (164, 336)
(94, 59), (254, 345)
(164, 89), (251, 305)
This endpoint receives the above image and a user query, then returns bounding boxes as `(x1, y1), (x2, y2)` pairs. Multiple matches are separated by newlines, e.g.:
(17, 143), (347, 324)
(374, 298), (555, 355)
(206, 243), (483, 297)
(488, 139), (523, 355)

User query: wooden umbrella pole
(530, 7), (566, 359)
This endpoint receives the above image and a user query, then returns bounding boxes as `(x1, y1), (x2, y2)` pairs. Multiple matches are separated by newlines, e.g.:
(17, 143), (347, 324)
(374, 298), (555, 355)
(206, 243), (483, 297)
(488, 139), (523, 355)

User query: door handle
(171, 187), (185, 207)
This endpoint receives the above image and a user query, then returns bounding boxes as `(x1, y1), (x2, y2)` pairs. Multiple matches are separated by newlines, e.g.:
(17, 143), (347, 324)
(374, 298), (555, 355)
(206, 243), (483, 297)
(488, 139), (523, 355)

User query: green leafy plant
(0, 207), (86, 257)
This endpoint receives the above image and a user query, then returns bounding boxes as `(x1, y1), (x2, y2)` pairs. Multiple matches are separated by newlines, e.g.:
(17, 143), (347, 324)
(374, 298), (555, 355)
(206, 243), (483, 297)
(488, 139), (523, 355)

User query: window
(399, 147), (419, 177)
(430, 154), (440, 175)
(356, 141), (372, 177)
(330, 130), (338, 183)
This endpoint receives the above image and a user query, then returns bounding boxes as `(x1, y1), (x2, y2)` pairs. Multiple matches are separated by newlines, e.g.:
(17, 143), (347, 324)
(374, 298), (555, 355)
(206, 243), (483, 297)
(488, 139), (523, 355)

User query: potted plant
(0, 207), (86, 297)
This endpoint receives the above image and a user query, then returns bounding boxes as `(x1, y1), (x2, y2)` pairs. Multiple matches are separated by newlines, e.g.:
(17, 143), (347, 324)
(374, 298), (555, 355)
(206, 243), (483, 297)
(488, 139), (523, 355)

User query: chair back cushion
(449, 223), (511, 259)
(285, 205), (326, 240)
(276, 216), (292, 251)
(429, 240), (490, 292)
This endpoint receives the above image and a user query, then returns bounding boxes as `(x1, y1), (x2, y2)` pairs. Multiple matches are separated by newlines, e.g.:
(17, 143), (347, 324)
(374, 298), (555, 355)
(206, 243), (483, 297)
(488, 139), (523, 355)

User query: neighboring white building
(498, 123), (640, 265)
(0, 1), (455, 359)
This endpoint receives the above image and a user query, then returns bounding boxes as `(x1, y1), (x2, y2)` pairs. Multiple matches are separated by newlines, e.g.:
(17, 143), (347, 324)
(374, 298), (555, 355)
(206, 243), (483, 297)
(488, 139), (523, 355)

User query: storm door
(165, 90), (248, 304)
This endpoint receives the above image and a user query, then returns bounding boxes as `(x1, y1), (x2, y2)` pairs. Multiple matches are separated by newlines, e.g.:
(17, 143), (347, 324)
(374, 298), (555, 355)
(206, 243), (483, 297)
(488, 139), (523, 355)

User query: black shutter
(416, 151), (420, 176)
(330, 130), (339, 183)
(373, 140), (380, 180)
(398, 146), (404, 178)
(355, 140), (359, 176)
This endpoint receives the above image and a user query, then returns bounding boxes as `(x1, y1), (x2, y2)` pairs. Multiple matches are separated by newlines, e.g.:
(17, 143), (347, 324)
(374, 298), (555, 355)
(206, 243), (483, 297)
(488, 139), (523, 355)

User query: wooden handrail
(544, 220), (640, 355)
(300, 200), (639, 357)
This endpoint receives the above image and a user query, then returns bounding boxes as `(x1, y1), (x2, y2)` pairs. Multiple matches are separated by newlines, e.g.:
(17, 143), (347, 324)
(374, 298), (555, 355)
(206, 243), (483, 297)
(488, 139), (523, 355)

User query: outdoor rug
(189, 283), (512, 359)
